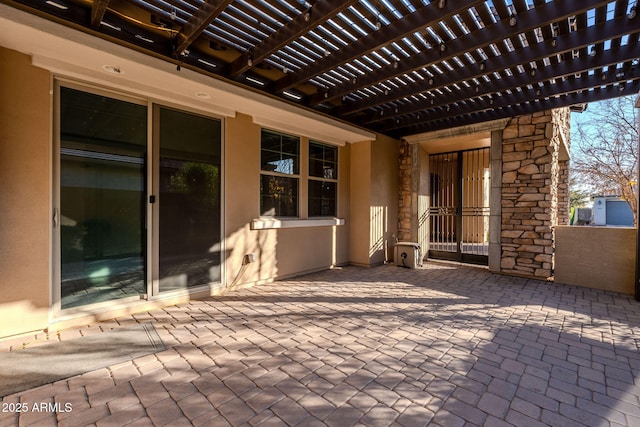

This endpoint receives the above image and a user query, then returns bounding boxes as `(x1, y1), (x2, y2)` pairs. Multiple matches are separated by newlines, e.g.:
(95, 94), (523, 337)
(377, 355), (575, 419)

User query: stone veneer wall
(398, 139), (419, 242)
(397, 110), (570, 277)
(500, 108), (570, 278)
(555, 108), (571, 226)
(557, 161), (570, 226)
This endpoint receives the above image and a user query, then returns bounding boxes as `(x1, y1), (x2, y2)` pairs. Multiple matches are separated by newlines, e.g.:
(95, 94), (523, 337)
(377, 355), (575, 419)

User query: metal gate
(428, 148), (490, 265)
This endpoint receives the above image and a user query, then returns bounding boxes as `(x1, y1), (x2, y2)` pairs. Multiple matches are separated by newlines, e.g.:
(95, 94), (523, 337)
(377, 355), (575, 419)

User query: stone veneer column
(500, 108), (570, 278)
(398, 139), (419, 242)
(557, 160), (570, 225)
(555, 108), (572, 226)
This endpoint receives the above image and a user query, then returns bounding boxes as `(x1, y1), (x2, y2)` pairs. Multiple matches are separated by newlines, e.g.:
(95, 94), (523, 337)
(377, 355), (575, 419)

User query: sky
(568, 93), (639, 205)
(569, 93), (639, 155)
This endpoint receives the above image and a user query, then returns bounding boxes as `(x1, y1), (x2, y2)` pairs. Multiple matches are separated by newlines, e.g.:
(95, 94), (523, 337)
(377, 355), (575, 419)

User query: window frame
(53, 78), (226, 315)
(259, 128), (301, 218)
(308, 141), (339, 218)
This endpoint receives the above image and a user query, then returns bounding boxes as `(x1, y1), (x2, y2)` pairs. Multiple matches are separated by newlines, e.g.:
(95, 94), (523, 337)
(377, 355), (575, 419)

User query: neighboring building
(591, 196), (635, 227)
(0, 4), (583, 339)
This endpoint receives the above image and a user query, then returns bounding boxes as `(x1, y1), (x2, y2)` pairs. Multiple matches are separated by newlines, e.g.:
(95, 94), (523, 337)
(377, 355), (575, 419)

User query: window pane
(159, 107), (222, 292)
(261, 175), (298, 216)
(309, 180), (336, 217)
(309, 142), (337, 179)
(261, 129), (299, 175)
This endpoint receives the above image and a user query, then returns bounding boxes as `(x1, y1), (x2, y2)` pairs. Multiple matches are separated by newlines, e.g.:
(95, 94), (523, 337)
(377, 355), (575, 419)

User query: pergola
(3, 0), (638, 138)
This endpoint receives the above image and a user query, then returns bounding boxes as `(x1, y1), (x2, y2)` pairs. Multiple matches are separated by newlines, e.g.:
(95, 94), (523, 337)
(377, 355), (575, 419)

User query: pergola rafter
(173, 0), (234, 56)
(377, 73), (640, 133)
(394, 79), (640, 135)
(229, 0), (361, 77)
(273, 0), (486, 94)
(359, 25), (640, 125)
(4, 0), (638, 138)
(90, 0), (109, 29)
(309, 0), (613, 106)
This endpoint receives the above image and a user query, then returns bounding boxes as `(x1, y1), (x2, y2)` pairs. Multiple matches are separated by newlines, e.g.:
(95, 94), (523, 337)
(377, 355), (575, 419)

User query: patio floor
(1, 262), (640, 426)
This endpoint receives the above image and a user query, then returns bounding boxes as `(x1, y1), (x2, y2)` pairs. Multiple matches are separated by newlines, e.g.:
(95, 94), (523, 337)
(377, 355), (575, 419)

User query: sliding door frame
(149, 102), (225, 299)
(52, 78), (225, 316)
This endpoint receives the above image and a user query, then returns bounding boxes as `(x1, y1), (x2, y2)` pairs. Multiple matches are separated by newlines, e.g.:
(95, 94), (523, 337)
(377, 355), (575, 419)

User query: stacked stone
(555, 109), (571, 226)
(398, 139), (418, 242)
(557, 161), (570, 225)
(500, 109), (568, 278)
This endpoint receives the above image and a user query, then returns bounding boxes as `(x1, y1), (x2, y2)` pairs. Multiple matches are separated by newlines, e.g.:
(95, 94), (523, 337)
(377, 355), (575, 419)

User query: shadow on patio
(149, 263), (640, 426)
(2, 263), (639, 426)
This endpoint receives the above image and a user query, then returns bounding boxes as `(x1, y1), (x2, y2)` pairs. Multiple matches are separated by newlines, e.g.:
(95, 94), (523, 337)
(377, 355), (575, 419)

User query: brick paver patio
(1, 262), (640, 426)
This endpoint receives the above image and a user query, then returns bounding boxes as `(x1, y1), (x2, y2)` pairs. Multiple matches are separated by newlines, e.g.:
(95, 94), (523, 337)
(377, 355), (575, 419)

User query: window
(259, 131), (339, 219)
(260, 129), (299, 216)
(309, 142), (338, 217)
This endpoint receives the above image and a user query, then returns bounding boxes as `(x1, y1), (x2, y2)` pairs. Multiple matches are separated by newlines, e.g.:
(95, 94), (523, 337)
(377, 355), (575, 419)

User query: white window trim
(308, 140), (339, 218)
(260, 129), (301, 217)
(251, 218), (345, 230)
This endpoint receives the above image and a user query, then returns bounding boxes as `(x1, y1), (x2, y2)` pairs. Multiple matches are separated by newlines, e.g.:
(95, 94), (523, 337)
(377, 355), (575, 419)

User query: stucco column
(489, 130), (503, 272)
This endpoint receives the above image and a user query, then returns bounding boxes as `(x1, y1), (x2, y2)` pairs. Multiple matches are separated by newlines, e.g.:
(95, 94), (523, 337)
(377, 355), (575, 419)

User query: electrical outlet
(243, 253), (256, 265)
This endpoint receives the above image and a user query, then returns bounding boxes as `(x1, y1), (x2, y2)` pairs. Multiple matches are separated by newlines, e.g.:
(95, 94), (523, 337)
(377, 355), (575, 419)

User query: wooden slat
(90, 0), (110, 29)
(371, 41), (640, 127)
(337, 15), (639, 118)
(382, 78), (640, 136)
(311, 0), (612, 106)
(229, 0), (360, 77)
(274, 0), (486, 93)
(174, 0), (234, 55)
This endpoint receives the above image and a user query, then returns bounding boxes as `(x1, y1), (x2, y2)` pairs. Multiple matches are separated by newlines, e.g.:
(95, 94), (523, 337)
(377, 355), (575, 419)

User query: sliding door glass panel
(59, 87), (147, 309)
(158, 107), (222, 292)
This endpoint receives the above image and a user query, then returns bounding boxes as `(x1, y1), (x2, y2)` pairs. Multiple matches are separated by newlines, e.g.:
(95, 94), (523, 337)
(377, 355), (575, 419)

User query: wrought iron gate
(428, 148), (490, 265)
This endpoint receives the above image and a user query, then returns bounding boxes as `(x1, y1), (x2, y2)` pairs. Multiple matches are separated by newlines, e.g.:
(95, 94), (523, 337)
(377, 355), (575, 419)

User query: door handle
(53, 208), (59, 228)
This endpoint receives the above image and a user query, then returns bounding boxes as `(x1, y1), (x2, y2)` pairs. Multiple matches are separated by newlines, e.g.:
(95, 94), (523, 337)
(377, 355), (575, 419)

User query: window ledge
(251, 218), (345, 230)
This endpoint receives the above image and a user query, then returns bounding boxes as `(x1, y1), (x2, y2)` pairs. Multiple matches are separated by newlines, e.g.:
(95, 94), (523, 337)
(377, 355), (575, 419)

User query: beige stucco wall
(0, 45), (394, 338)
(555, 226), (636, 295)
(370, 134), (399, 265)
(224, 113), (353, 286)
(417, 148), (430, 255)
(349, 136), (399, 266)
(349, 141), (372, 266)
(0, 47), (51, 337)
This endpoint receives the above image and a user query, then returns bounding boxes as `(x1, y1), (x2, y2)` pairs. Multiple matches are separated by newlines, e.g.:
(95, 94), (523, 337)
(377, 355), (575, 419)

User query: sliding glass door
(58, 87), (147, 309)
(157, 106), (222, 292)
(56, 84), (223, 311)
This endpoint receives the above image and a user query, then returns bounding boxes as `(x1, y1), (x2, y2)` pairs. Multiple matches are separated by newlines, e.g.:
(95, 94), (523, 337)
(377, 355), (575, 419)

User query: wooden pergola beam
(174, 0), (234, 56)
(90, 0), (110, 29)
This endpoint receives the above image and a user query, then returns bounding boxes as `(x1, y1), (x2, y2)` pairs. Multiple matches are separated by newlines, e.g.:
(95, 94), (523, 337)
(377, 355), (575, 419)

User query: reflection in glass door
(157, 107), (222, 292)
(59, 87), (147, 309)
